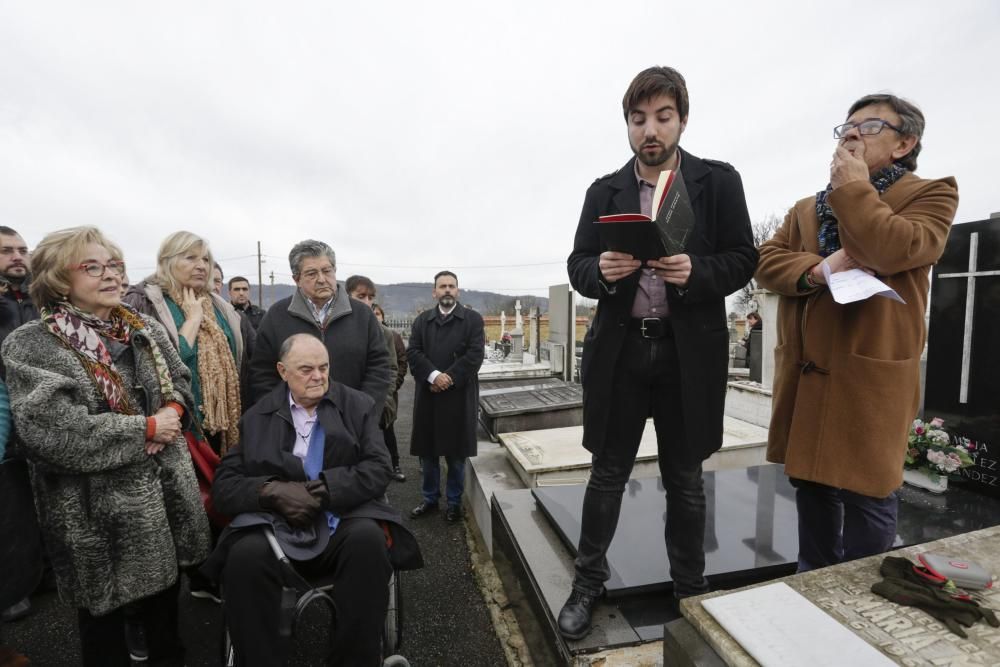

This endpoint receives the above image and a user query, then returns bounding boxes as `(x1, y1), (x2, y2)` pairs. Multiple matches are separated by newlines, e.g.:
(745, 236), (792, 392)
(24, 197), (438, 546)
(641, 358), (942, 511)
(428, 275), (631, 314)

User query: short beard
(632, 140), (678, 168)
(0, 268), (26, 286)
(439, 295), (456, 308)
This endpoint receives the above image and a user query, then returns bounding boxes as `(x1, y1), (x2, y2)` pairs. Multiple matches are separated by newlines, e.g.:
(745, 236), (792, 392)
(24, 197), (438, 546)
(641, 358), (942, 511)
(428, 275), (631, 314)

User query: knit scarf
(185, 294), (242, 454)
(815, 163), (908, 257)
(41, 302), (175, 415)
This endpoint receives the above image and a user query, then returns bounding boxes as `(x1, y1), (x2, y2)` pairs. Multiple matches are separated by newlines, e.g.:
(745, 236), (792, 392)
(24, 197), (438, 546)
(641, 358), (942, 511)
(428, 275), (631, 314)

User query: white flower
(929, 429), (951, 446)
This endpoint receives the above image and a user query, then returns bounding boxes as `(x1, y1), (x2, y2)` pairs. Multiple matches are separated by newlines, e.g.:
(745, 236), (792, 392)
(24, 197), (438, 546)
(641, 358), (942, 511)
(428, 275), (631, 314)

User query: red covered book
(594, 169), (695, 261)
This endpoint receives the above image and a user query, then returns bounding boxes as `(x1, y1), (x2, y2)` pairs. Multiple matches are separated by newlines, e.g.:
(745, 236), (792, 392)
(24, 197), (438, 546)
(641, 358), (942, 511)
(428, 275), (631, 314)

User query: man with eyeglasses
(756, 94), (958, 571)
(249, 240), (391, 418)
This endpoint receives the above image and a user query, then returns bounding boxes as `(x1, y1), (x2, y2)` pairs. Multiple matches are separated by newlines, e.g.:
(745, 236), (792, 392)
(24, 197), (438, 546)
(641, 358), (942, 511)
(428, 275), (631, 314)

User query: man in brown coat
(756, 93), (958, 571)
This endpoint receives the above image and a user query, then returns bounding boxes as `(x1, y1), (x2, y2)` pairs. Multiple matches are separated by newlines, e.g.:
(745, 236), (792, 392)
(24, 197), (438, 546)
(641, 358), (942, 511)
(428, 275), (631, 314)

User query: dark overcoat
(209, 381), (422, 572)
(407, 304), (485, 458)
(567, 149), (757, 465)
(249, 286), (391, 416)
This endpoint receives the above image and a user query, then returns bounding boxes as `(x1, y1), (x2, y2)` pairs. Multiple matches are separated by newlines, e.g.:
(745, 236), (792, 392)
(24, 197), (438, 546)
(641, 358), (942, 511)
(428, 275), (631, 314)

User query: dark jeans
(420, 456), (466, 509)
(77, 579), (184, 667)
(382, 424), (400, 468)
(222, 518), (393, 667)
(573, 331), (709, 598)
(792, 478), (899, 572)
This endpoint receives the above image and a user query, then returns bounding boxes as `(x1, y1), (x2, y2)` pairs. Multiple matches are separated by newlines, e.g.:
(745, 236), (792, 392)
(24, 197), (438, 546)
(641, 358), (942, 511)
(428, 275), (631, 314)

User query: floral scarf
(816, 163), (908, 257)
(41, 302), (174, 415)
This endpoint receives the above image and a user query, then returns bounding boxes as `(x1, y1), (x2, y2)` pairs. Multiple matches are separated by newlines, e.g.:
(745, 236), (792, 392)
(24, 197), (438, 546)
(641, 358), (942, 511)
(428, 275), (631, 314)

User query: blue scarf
(816, 163), (907, 257)
(304, 421), (340, 535)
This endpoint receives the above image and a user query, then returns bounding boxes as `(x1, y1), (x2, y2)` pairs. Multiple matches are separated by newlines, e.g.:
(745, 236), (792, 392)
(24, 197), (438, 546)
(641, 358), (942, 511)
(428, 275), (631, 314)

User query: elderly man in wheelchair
(203, 333), (422, 666)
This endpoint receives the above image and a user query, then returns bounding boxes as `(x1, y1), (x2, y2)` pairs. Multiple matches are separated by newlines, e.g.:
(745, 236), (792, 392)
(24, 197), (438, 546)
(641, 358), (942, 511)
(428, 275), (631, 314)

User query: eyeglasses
(76, 260), (126, 278)
(298, 268), (335, 282)
(833, 119), (904, 139)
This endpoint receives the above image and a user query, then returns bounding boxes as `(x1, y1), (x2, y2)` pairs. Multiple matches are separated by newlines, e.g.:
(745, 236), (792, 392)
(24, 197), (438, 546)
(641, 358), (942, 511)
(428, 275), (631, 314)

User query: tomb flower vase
(903, 467), (948, 494)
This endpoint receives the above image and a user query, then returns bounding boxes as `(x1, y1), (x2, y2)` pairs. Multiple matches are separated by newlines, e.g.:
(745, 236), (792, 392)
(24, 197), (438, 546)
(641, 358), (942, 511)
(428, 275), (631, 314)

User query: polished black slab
(926, 218), (1000, 497)
(534, 464), (1000, 597)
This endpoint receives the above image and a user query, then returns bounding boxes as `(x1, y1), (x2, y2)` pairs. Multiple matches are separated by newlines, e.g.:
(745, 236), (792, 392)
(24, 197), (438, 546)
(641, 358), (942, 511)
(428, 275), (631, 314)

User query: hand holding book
(647, 254), (692, 287)
(599, 251), (642, 283)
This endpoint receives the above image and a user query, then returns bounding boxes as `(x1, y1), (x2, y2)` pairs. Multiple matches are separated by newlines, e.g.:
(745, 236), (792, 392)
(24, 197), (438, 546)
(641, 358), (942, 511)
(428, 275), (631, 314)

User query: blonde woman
(123, 231), (250, 601)
(2, 226), (208, 665)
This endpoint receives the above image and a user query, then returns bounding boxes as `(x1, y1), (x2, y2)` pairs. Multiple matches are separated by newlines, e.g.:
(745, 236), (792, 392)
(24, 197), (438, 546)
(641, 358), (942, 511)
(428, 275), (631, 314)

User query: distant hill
(244, 282), (548, 317)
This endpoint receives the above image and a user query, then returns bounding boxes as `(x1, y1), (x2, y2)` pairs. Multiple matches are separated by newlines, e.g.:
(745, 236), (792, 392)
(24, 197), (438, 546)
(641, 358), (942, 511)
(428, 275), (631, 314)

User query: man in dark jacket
(0, 227), (38, 381)
(249, 240), (391, 415)
(0, 225), (40, 627)
(228, 276), (267, 330)
(209, 334), (420, 667)
(559, 66), (757, 639)
(407, 271), (485, 522)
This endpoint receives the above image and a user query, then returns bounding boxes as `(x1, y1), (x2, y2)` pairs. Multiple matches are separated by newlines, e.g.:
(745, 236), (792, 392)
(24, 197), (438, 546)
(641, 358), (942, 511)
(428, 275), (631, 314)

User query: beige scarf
(192, 295), (241, 453)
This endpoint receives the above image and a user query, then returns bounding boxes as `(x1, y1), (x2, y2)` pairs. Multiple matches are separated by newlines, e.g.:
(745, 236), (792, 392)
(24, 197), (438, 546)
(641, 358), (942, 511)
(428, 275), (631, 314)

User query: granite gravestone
(925, 218), (1000, 497)
(479, 381), (583, 441)
(531, 465), (1000, 598)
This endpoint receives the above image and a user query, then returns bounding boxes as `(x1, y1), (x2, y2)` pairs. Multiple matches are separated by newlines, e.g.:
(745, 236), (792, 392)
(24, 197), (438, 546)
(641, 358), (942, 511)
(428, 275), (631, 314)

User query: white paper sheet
(701, 582), (895, 667)
(822, 264), (905, 305)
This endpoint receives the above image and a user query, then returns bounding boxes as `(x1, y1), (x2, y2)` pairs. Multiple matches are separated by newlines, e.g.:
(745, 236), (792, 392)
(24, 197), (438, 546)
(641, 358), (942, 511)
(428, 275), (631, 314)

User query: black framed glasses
(76, 260), (126, 278)
(833, 119), (904, 139)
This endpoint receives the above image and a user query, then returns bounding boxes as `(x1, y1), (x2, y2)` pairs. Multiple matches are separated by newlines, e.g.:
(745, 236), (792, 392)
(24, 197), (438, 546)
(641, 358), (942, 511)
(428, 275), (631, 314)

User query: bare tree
(736, 213), (783, 313)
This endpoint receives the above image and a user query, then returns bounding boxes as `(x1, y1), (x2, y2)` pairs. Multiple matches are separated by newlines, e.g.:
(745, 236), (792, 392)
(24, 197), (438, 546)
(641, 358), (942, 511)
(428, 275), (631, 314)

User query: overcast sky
(2, 1), (997, 299)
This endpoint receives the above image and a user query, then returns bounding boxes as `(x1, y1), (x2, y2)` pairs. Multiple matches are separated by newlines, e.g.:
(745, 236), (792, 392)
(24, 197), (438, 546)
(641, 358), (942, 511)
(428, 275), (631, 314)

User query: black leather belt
(628, 317), (673, 339)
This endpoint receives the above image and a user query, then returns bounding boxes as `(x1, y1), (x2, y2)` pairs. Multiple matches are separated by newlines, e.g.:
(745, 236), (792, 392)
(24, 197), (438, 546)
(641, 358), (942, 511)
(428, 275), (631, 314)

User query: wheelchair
(220, 527), (407, 667)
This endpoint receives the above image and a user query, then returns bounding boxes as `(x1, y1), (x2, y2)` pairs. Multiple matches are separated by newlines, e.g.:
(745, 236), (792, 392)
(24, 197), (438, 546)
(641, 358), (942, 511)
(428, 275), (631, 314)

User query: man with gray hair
(249, 240), (391, 415)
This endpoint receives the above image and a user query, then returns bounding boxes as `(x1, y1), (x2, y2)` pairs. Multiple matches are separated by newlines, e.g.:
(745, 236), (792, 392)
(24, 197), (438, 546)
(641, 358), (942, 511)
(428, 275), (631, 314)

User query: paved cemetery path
(5, 378), (509, 666)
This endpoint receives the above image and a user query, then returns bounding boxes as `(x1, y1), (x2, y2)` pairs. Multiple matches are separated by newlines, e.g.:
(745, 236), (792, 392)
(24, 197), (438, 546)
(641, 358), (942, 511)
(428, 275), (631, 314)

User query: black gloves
(259, 480), (322, 527)
(872, 556), (999, 638)
(305, 479), (330, 510)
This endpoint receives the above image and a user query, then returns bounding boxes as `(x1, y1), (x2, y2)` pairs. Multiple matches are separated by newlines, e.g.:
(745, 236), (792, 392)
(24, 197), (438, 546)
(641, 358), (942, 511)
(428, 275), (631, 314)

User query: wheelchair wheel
(382, 571), (403, 656)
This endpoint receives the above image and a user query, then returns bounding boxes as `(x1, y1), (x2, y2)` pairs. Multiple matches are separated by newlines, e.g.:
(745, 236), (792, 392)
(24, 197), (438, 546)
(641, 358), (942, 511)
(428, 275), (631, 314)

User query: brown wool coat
(756, 173), (958, 498)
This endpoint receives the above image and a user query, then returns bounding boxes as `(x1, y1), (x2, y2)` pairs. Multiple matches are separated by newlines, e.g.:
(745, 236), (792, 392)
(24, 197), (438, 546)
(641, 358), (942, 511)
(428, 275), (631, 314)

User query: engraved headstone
(478, 381), (583, 441)
(925, 218), (1000, 496)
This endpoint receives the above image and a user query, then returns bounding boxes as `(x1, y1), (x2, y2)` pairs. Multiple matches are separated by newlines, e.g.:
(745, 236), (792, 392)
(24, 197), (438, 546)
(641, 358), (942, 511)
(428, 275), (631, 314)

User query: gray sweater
(2, 315), (210, 615)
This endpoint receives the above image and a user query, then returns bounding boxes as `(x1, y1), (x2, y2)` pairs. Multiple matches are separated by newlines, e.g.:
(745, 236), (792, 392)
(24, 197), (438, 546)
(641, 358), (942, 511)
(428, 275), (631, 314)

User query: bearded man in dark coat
(559, 66), (757, 640)
(407, 271), (485, 523)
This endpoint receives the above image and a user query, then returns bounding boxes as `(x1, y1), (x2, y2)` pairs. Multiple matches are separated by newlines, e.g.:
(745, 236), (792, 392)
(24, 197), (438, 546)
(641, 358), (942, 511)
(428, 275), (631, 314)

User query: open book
(594, 169), (696, 261)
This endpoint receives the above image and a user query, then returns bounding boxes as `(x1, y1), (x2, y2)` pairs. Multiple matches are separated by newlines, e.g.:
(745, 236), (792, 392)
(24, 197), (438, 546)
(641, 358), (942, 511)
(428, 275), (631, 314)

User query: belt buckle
(640, 317), (661, 339)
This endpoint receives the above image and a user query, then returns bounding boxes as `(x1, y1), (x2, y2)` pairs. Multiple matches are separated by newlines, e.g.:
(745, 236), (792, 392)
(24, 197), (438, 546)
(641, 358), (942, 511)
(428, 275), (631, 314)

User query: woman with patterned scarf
(123, 230), (249, 602)
(2, 226), (210, 666)
(756, 93), (959, 573)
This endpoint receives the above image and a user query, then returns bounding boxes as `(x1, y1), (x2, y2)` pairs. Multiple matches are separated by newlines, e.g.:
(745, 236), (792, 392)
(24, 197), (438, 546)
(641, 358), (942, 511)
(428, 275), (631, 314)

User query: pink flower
(915, 426), (925, 435)
(930, 417), (945, 427)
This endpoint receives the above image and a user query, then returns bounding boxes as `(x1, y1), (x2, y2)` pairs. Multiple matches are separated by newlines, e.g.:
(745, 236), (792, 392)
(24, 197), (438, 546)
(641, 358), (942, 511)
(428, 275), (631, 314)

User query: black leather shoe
(558, 589), (601, 640)
(392, 466), (407, 482)
(445, 506), (463, 522)
(410, 501), (439, 518)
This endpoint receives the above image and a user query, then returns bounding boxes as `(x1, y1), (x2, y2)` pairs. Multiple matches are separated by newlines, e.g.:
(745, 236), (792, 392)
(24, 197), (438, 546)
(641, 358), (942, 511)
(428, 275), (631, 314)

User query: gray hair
(288, 239), (336, 277)
(846, 93), (924, 171)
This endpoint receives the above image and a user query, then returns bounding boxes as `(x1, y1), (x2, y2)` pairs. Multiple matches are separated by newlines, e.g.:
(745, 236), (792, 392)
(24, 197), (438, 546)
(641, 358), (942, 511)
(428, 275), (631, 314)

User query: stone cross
(515, 299), (523, 330)
(937, 231), (1000, 403)
(500, 311), (506, 336)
